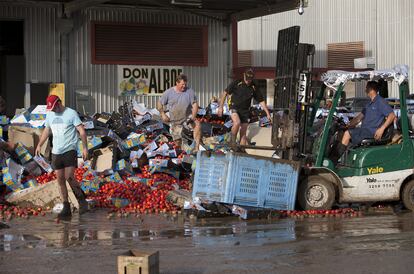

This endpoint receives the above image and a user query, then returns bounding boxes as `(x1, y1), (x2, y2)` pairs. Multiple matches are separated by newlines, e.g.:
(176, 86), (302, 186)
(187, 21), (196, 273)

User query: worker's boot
(329, 143), (347, 165)
(57, 201), (72, 218)
(229, 134), (237, 150)
(70, 184), (89, 215)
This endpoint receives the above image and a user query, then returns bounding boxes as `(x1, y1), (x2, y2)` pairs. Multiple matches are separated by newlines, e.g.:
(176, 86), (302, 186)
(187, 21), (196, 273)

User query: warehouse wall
(1, 3), (231, 113)
(0, 2), (60, 83)
(238, 0), (414, 97)
(69, 7), (232, 113)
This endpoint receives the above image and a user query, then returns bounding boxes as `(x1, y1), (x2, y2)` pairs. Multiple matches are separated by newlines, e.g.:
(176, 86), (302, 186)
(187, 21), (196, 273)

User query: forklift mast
(272, 26), (315, 160)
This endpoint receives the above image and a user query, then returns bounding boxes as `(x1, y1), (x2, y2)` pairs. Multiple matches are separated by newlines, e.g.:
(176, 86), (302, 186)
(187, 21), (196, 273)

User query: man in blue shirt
(330, 81), (395, 164)
(35, 95), (89, 218)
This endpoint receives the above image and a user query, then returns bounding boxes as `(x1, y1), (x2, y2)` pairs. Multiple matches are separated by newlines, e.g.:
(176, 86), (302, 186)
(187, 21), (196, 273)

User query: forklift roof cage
(321, 65), (409, 89)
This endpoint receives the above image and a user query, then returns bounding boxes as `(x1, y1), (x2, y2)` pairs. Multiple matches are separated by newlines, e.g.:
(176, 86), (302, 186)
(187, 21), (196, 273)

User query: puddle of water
(1, 210), (414, 254)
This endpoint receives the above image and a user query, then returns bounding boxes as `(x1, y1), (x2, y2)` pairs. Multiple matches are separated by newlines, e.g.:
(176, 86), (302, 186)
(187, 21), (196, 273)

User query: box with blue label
(127, 176), (151, 185)
(145, 122), (164, 133)
(77, 136), (103, 157)
(111, 197), (130, 208)
(0, 115), (9, 125)
(30, 105), (48, 121)
(83, 120), (95, 129)
(23, 179), (38, 188)
(122, 134), (146, 149)
(81, 180), (101, 194)
(15, 143), (33, 164)
(10, 110), (31, 124)
(105, 171), (123, 183)
(2, 166), (24, 192)
(115, 159), (133, 175)
(33, 155), (53, 173)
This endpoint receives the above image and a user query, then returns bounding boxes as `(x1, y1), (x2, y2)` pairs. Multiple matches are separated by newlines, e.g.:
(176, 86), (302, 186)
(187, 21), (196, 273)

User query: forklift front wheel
(402, 180), (414, 211)
(298, 176), (335, 210)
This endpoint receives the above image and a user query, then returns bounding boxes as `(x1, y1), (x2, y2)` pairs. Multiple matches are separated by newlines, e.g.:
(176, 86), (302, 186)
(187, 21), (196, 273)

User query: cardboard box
(15, 142), (33, 164)
(0, 115), (9, 125)
(127, 177), (151, 185)
(30, 105), (47, 121)
(8, 125), (51, 159)
(111, 197), (130, 208)
(77, 136), (103, 157)
(91, 144), (116, 173)
(10, 110), (30, 124)
(148, 159), (169, 168)
(2, 159), (24, 192)
(115, 159), (133, 176)
(145, 122), (164, 133)
(81, 180), (101, 194)
(105, 171), (123, 183)
(33, 155), (53, 173)
(2, 166), (24, 192)
(122, 134), (146, 149)
(117, 250), (159, 274)
(82, 120), (94, 129)
(22, 160), (43, 176)
(5, 179), (79, 209)
(23, 179), (38, 188)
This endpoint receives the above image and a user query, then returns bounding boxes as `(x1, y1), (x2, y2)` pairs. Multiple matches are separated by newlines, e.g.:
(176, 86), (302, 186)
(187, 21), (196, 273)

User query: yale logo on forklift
(367, 166), (384, 175)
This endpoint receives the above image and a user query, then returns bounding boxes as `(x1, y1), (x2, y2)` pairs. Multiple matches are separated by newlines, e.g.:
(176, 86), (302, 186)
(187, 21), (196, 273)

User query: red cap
(46, 95), (60, 111)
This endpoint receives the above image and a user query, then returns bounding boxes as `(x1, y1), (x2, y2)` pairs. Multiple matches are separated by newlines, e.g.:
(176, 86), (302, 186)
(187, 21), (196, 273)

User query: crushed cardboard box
(6, 180), (79, 209)
(91, 144), (117, 173)
(8, 125), (51, 159)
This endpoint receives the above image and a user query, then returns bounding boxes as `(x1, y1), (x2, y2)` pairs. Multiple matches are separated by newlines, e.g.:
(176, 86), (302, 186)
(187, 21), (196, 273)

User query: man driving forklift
(329, 81), (396, 164)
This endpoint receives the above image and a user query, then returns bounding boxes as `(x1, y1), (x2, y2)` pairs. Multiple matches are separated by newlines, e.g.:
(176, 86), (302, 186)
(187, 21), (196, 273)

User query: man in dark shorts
(218, 68), (271, 145)
(35, 95), (89, 218)
(329, 81), (395, 163)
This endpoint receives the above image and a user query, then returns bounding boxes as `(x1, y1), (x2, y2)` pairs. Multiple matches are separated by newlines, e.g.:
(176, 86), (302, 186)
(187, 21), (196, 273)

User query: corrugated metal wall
(69, 7), (231, 113)
(376, 0), (414, 96)
(0, 3), (60, 83)
(238, 0), (414, 97)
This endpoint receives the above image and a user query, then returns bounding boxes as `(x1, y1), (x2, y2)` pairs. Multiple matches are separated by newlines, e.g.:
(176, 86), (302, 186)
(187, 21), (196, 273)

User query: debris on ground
(0, 100), (364, 220)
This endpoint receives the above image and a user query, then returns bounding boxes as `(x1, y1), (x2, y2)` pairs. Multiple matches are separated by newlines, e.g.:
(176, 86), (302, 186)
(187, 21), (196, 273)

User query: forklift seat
(359, 124), (394, 147)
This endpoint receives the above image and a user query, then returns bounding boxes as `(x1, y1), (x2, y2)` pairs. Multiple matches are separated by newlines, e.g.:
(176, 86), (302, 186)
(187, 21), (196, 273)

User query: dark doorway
(0, 20), (25, 116)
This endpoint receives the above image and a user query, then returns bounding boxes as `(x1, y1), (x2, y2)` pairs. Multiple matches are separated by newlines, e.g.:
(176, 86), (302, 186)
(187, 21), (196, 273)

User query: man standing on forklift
(217, 68), (272, 146)
(330, 81), (395, 163)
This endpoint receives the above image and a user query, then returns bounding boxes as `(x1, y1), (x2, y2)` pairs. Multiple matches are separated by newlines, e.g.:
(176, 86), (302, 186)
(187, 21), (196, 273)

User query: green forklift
(271, 27), (414, 211)
(296, 65), (414, 210)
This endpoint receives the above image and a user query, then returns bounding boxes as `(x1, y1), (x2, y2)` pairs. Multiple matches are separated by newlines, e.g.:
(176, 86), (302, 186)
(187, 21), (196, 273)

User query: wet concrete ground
(1, 209), (414, 274)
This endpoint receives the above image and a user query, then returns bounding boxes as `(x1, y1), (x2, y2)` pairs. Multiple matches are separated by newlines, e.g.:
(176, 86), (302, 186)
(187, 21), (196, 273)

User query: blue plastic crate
(193, 152), (300, 210)
(192, 152), (231, 203)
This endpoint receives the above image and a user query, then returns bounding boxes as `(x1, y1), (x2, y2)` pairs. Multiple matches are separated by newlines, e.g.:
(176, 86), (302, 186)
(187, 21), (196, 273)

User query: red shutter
(91, 22), (208, 66)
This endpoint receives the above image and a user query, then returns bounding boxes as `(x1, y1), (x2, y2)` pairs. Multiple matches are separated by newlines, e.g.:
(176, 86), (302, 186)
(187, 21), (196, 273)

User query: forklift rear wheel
(402, 180), (414, 211)
(298, 176), (335, 210)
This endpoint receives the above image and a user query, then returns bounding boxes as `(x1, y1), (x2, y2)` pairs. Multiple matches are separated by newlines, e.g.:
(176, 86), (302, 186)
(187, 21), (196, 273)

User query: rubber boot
(70, 184), (89, 215)
(58, 201), (72, 218)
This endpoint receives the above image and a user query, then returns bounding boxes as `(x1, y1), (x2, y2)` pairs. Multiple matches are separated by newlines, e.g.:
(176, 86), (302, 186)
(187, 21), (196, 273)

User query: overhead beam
(139, 0), (225, 22)
(64, 0), (110, 16)
(231, 0), (299, 21)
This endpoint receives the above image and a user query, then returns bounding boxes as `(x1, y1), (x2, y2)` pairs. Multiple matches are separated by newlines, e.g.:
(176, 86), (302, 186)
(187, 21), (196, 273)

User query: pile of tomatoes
(280, 208), (361, 218)
(87, 173), (183, 214)
(0, 204), (47, 220)
(35, 172), (57, 185)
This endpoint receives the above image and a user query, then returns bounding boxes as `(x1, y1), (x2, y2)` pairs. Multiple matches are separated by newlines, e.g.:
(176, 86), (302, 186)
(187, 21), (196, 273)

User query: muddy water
(1, 210), (414, 273)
